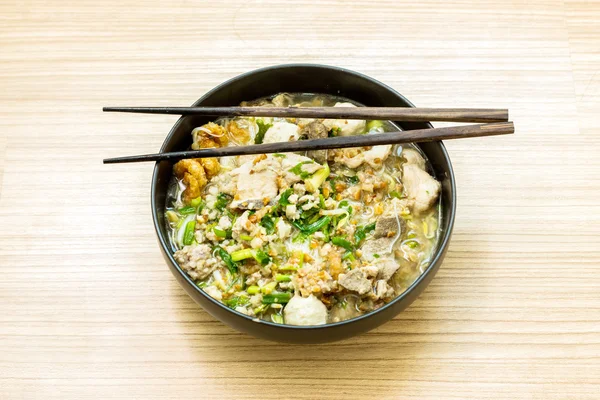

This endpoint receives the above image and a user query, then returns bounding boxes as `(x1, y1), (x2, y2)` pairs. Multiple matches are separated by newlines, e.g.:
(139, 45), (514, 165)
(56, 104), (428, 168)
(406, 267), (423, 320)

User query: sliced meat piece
(361, 237), (394, 261)
(401, 147), (426, 169)
(338, 268), (372, 295)
(284, 295), (328, 326)
(374, 279), (395, 300)
(402, 164), (441, 214)
(322, 102), (366, 136)
(262, 121), (299, 144)
(173, 244), (216, 280)
(374, 214), (406, 239)
(230, 160), (278, 210)
(373, 257), (401, 281)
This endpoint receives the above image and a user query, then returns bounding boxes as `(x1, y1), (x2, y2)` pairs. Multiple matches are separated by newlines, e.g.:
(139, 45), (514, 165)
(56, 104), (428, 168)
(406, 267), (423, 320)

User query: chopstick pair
(102, 106), (513, 164)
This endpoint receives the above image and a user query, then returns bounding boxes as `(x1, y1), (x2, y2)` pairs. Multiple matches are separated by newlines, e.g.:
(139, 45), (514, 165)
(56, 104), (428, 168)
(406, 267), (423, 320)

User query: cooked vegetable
(331, 236), (354, 251)
(262, 292), (292, 304)
(305, 163), (330, 192)
(215, 246), (237, 274)
(183, 221), (196, 245)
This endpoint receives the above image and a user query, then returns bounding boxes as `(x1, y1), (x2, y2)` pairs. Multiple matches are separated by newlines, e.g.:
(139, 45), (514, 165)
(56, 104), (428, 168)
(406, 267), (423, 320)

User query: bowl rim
(151, 63), (456, 330)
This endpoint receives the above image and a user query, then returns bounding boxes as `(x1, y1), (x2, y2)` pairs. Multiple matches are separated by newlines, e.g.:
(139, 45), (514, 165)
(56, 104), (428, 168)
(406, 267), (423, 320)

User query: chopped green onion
(332, 236), (354, 251)
(231, 248), (254, 262)
(278, 265), (299, 271)
(305, 163), (330, 192)
(373, 253), (380, 258)
(254, 304), (268, 314)
(230, 248), (271, 265)
(240, 234), (253, 241)
(166, 210), (179, 224)
(342, 251), (355, 261)
(178, 205), (196, 215)
(262, 292), (292, 304)
(301, 215), (331, 235)
(261, 281), (278, 294)
(213, 226), (227, 238)
(271, 314), (284, 324)
(247, 285), (260, 295)
(255, 119), (272, 144)
(273, 153), (286, 158)
(224, 295), (249, 309)
(183, 221), (196, 245)
(190, 197), (204, 208)
(366, 120), (384, 131)
(275, 274), (292, 282)
(405, 240), (420, 249)
(196, 281), (208, 288)
(319, 194), (326, 209)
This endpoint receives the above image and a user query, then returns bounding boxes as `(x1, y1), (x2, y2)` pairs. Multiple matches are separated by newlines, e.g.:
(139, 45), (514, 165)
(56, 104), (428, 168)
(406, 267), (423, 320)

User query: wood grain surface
(1, 1), (599, 399)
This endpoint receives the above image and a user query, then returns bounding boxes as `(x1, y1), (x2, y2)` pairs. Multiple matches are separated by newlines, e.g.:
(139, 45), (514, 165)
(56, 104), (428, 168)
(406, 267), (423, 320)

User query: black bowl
(151, 64), (456, 343)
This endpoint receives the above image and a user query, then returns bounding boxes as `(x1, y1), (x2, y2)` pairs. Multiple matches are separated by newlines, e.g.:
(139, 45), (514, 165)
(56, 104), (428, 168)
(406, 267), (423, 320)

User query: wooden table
(1, 1), (599, 398)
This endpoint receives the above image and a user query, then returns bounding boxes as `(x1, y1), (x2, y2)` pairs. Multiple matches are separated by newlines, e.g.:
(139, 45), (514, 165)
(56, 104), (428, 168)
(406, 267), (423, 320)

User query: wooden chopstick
(103, 121), (514, 164)
(103, 106), (508, 123)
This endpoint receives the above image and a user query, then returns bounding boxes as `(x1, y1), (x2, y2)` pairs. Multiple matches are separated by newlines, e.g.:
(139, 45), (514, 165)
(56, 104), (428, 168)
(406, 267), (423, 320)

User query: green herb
(273, 153), (286, 158)
(262, 292), (293, 304)
(254, 249), (271, 266)
(289, 161), (314, 179)
(338, 200), (353, 214)
(342, 251), (355, 261)
(373, 253), (380, 258)
(183, 221), (196, 245)
(260, 214), (276, 234)
(293, 215), (331, 235)
(196, 281), (208, 288)
(215, 193), (232, 211)
(278, 188), (294, 206)
(271, 314), (284, 324)
(254, 119), (272, 144)
(240, 234), (253, 241)
(347, 175), (360, 185)
(354, 222), (376, 245)
(215, 246), (237, 274)
(275, 274), (292, 282)
(332, 236), (354, 251)
(261, 282), (278, 294)
(328, 126), (342, 136)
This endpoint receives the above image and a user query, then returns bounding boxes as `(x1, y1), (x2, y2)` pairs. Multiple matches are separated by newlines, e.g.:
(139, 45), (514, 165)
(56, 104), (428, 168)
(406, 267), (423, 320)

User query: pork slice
(402, 164), (441, 214)
(230, 161), (278, 210)
(374, 214), (406, 239)
(361, 237), (394, 261)
(374, 257), (400, 281)
(338, 268), (372, 295)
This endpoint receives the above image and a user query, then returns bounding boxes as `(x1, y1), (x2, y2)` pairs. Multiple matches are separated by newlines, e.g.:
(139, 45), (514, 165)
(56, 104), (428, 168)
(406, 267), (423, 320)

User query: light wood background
(1, 1), (599, 398)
